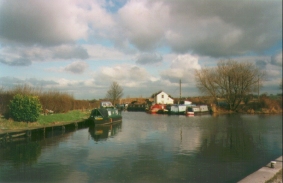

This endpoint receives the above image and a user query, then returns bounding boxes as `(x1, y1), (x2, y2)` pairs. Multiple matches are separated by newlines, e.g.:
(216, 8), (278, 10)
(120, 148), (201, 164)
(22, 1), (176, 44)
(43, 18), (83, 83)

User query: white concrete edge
(238, 156), (282, 183)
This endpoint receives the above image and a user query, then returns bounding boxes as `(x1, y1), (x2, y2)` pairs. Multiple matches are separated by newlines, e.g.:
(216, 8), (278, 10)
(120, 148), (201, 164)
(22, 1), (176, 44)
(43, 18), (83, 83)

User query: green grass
(37, 110), (89, 125)
(0, 110), (90, 131)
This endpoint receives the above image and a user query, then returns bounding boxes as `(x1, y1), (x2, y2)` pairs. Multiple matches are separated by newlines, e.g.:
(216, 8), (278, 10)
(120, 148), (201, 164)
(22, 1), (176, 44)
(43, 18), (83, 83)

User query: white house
(152, 91), (174, 104)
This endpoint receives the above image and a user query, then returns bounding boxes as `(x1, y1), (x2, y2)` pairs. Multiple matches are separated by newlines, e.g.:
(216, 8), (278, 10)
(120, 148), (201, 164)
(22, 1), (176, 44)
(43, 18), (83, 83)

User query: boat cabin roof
(100, 101), (113, 108)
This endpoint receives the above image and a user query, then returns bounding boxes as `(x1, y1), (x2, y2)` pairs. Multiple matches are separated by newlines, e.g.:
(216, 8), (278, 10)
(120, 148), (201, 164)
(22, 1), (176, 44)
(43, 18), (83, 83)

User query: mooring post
(270, 161), (276, 168)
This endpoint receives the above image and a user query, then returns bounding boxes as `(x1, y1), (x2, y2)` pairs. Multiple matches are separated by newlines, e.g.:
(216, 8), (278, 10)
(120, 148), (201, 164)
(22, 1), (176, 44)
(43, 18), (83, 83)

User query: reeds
(0, 85), (99, 115)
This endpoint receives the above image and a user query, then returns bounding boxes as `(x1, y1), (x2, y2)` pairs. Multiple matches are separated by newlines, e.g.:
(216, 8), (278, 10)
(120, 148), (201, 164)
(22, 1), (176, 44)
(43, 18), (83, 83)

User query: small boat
(185, 107), (194, 116)
(186, 105), (209, 116)
(169, 104), (187, 115)
(148, 104), (166, 114)
(88, 101), (122, 125)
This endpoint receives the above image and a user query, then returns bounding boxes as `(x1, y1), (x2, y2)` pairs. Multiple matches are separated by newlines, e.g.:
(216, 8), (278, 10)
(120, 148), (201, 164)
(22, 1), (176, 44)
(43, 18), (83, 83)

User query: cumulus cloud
(135, 53), (163, 65)
(117, 1), (169, 51)
(116, 0), (282, 57)
(83, 44), (129, 60)
(52, 45), (89, 60)
(0, 57), (31, 66)
(0, 45), (89, 66)
(161, 54), (200, 83)
(271, 51), (282, 66)
(64, 61), (88, 74)
(93, 64), (152, 87)
(0, 77), (57, 88)
(0, 0), (87, 46)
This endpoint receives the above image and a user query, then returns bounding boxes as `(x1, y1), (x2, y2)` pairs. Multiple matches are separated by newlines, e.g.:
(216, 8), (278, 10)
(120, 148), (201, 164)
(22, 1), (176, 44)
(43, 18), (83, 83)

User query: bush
(9, 94), (42, 122)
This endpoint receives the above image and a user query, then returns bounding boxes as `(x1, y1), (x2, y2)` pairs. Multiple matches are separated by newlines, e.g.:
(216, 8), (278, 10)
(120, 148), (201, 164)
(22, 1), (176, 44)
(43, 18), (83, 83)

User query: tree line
(195, 60), (272, 111)
(0, 85), (99, 116)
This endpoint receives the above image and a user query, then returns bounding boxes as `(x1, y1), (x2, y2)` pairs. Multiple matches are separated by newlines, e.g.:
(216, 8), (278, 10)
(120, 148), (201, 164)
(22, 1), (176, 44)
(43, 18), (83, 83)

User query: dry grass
(265, 169), (282, 183)
(0, 85), (99, 115)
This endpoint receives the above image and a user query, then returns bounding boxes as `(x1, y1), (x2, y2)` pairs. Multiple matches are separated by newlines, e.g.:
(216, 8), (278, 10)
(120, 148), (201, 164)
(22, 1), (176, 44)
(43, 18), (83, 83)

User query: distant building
(151, 91), (174, 104)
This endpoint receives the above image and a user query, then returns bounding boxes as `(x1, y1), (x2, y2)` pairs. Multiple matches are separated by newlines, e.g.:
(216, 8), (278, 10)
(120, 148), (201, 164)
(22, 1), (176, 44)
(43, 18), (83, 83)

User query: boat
(127, 103), (149, 111)
(148, 104), (166, 114)
(88, 101), (122, 125)
(169, 104), (187, 115)
(169, 100), (196, 115)
(185, 105), (210, 116)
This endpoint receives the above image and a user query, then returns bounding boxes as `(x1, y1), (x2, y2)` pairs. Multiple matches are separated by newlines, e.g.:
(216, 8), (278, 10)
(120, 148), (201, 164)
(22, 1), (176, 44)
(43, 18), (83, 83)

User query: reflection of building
(88, 123), (122, 142)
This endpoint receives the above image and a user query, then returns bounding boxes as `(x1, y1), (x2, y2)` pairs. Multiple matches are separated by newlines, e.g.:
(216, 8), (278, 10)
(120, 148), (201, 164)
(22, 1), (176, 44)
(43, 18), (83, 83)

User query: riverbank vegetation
(186, 93), (282, 114)
(0, 110), (89, 130)
(0, 85), (99, 116)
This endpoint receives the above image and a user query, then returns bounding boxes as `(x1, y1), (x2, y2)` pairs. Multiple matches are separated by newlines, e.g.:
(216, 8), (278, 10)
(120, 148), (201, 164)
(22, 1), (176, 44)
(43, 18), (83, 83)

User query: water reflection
(0, 114), (281, 183)
(88, 123), (122, 142)
(0, 141), (41, 167)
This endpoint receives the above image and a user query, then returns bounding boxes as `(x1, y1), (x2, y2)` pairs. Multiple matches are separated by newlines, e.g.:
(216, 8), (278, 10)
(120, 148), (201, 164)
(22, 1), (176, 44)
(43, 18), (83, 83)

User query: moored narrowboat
(88, 101), (122, 125)
(186, 105), (210, 116)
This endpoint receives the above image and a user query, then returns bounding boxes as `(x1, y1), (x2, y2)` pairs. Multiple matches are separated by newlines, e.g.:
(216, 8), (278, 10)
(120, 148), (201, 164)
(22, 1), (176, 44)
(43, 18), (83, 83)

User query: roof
(151, 90), (173, 99)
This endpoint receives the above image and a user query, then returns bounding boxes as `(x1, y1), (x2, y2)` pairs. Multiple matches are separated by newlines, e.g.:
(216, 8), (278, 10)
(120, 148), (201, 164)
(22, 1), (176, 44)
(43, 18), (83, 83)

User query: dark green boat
(88, 101), (122, 125)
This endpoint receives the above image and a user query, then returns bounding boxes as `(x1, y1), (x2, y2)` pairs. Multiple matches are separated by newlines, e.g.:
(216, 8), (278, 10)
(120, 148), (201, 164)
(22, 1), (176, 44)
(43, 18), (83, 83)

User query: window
(162, 95), (164, 98)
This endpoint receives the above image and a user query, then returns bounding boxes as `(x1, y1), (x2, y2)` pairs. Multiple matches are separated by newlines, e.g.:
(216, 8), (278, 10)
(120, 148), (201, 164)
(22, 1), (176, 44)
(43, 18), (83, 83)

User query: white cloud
(0, 45), (89, 66)
(93, 64), (151, 87)
(271, 51), (282, 66)
(0, 0), (88, 46)
(115, 0), (282, 57)
(117, 0), (170, 51)
(160, 54), (200, 83)
(83, 44), (129, 60)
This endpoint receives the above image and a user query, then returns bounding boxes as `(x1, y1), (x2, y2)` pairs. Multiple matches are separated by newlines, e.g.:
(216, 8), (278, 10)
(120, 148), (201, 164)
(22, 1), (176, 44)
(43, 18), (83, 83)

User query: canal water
(0, 112), (282, 183)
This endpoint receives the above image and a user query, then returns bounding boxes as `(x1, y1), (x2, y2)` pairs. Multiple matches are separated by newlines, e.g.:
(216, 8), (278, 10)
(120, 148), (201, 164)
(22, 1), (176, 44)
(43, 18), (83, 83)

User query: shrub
(9, 94), (42, 122)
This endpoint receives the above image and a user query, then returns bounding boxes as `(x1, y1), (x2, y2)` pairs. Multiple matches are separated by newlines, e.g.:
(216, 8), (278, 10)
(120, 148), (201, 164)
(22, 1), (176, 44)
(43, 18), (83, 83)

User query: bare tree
(195, 60), (265, 111)
(105, 81), (123, 105)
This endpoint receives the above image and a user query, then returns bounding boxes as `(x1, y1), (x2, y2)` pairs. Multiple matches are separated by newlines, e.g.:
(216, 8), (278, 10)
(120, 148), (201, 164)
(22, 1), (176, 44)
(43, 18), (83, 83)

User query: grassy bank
(0, 110), (90, 131)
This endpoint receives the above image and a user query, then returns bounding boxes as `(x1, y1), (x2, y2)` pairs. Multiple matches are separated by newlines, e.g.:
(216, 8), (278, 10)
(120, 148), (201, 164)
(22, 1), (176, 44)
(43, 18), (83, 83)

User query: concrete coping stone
(238, 156), (282, 183)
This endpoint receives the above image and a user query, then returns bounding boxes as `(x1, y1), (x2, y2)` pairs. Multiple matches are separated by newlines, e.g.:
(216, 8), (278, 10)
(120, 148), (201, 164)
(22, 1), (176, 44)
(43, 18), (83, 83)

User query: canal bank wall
(0, 119), (89, 144)
(238, 156), (282, 183)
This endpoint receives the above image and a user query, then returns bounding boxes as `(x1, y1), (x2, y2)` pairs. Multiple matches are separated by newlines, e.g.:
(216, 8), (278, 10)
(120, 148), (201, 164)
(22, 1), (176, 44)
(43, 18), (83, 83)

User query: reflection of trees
(0, 162), (70, 182)
(1, 141), (41, 167)
(87, 141), (168, 183)
(0, 126), (77, 168)
(199, 115), (256, 161)
(0, 128), (79, 182)
(88, 123), (122, 142)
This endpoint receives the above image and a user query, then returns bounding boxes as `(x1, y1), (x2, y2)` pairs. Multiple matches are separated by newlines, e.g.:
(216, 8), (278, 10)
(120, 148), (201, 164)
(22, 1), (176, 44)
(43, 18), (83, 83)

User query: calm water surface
(0, 112), (282, 183)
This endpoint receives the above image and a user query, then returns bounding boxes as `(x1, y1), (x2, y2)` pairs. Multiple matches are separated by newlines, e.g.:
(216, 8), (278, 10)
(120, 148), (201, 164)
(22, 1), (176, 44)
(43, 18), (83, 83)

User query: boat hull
(92, 116), (122, 125)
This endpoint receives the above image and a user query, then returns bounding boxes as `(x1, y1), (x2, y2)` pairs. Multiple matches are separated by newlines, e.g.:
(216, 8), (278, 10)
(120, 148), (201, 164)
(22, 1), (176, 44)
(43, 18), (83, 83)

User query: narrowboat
(169, 104), (187, 115)
(88, 101), (122, 125)
(185, 105), (210, 116)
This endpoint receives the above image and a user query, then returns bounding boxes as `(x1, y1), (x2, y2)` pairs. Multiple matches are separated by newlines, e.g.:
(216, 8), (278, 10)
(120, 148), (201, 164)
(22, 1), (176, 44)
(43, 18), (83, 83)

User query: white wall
(155, 91), (174, 104)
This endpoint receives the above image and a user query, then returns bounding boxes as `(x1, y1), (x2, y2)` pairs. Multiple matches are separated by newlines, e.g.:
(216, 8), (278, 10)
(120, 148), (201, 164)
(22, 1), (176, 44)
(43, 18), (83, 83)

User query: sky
(0, 0), (282, 100)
